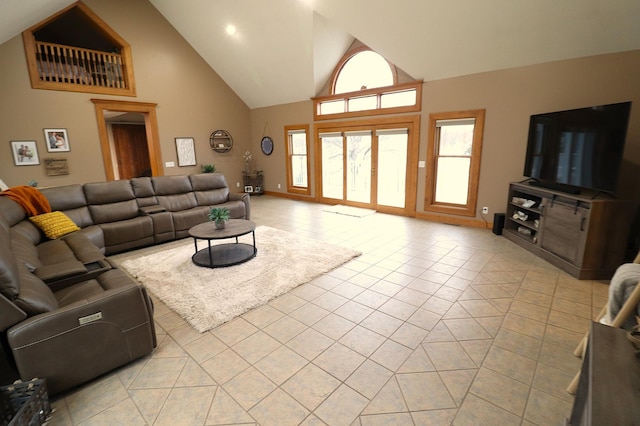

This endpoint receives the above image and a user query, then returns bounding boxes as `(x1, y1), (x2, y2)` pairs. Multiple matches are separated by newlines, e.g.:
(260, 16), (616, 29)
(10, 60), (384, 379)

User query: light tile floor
(47, 196), (609, 425)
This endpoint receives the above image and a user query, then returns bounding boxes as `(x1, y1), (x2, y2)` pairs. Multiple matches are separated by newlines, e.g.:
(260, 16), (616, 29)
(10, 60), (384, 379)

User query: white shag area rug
(323, 204), (376, 218)
(118, 226), (361, 332)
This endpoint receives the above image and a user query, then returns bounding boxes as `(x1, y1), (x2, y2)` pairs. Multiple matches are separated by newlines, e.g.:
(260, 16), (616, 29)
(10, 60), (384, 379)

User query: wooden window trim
(328, 46), (398, 95)
(22, 1), (136, 96)
(312, 81), (422, 121)
(284, 124), (311, 195)
(91, 99), (162, 180)
(314, 115), (420, 216)
(424, 109), (485, 217)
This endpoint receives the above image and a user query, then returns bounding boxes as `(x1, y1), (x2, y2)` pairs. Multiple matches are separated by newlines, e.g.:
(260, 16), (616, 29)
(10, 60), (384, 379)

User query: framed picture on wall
(10, 141), (40, 166)
(175, 137), (196, 166)
(44, 128), (70, 152)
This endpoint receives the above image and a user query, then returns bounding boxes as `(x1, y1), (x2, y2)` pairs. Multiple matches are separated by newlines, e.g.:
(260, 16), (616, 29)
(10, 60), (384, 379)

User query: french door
(316, 116), (419, 215)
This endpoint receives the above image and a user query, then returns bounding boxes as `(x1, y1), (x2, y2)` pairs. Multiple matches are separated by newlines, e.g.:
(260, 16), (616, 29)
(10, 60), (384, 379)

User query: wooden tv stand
(503, 182), (634, 280)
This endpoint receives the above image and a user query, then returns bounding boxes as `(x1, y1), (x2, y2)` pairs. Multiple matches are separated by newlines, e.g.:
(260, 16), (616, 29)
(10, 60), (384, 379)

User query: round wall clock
(261, 136), (274, 155)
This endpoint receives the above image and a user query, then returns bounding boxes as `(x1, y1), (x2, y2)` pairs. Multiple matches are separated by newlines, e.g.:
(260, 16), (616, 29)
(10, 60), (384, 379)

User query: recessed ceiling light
(225, 24), (237, 36)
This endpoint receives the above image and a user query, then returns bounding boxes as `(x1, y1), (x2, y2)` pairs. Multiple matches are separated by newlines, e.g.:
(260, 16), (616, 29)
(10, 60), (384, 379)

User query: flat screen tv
(523, 101), (631, 195)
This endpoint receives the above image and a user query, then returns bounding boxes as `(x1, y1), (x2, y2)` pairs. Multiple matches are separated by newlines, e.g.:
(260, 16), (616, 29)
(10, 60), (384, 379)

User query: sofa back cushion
(0, 197), (43, 245)
(189, 173), (230, 206)
(0, 197), (26, 227)
(152, 176), (197, 212)
(130, 177), (158, 207)
(41, 184), (93, 228)
(85, 181), (139, 224)
(10, 230), (42, 272)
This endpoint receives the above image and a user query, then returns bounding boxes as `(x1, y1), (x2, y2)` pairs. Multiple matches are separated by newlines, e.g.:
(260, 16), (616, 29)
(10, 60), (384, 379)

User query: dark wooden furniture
(568, 322), (640, 425)
(188, 219), (257, 268)
(243, 171), (264, 194)
(503, 182), (634, 279)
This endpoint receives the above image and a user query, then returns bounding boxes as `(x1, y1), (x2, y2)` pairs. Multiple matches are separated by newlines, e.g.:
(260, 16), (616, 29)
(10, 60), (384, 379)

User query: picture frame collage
(10, 128), (71, 167)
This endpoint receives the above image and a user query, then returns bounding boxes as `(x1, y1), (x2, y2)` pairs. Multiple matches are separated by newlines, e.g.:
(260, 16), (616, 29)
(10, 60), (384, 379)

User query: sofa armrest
(7, 282), (155, 394)
(229, 192), (251, 220)
(34, 260), (87, 283)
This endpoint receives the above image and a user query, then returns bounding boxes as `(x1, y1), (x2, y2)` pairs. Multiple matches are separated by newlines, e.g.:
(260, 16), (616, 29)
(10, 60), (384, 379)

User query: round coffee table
(188, 219), (257, 268)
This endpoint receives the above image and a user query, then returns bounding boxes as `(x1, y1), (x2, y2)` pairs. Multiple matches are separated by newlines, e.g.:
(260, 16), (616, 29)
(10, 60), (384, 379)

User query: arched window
(334, 50), (394, 94)
(313, 47), (421, 120)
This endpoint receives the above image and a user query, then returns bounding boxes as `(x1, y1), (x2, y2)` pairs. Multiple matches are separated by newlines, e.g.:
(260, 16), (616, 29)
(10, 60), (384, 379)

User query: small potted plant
(201, 164), (216, 173)
(208, 207), (230, 229)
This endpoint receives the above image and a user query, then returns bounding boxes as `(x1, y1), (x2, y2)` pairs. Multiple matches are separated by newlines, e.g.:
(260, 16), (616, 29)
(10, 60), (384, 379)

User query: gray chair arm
(0, 293), (27, 332)
(229, 192), (251, 220)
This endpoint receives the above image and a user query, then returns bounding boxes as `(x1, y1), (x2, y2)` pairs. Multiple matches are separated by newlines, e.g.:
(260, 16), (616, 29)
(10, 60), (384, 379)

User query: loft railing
(34, 41), (126, 89)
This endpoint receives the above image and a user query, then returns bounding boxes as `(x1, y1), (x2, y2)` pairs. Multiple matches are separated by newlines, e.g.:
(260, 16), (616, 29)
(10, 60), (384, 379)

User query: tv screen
(523, 101), (631, 195)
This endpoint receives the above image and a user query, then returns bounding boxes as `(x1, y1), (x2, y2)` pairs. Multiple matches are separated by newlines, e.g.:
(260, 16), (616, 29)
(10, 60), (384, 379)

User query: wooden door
(111, 124), (151, 179)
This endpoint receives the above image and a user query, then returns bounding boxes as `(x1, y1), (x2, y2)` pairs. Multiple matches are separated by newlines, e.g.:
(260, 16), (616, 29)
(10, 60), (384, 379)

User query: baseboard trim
(261, 192), (493, 230)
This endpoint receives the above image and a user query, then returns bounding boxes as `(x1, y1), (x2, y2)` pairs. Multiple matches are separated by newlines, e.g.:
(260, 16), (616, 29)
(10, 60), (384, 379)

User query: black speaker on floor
(492, 213), (505, 235)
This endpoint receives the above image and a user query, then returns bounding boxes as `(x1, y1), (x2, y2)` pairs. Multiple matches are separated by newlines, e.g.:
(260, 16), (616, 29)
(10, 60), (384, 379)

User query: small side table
(243, 171), (264, 194)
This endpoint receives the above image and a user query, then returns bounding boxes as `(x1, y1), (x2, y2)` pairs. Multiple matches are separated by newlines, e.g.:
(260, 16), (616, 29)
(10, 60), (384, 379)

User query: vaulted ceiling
(2, 0), (640, 109)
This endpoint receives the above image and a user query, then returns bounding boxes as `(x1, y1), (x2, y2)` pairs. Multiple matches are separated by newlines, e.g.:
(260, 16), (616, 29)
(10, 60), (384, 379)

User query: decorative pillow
(29, 211), (80, 239)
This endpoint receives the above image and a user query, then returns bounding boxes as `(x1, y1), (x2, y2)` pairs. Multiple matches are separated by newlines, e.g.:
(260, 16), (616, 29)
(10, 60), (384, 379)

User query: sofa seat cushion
(29, 211), (80, 239)
(54, 269), (141, 307)
(54, 279), (103, 307)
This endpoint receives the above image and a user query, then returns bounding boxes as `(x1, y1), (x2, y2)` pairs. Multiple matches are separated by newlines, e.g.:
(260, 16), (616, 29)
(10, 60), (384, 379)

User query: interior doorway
(91, 99), (163, 181)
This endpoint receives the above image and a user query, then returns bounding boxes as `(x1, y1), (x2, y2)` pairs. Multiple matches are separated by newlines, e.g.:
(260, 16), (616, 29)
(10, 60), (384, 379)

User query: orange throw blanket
(0, 186), (51, 216)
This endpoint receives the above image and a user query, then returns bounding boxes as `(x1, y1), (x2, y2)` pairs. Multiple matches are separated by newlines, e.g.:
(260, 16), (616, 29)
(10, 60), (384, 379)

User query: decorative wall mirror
(210, 130), (233, 153)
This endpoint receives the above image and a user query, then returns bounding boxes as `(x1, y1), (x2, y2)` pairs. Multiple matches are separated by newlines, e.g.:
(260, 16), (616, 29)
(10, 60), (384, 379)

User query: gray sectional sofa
(0, 173), (250, 394)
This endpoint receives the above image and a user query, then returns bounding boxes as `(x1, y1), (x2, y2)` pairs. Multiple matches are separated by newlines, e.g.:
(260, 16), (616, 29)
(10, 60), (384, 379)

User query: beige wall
(249, 101), (315, 195)
(0, 0), (250, 189)
(1, 0), (638, 228)
(250, 50), (640, 223)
